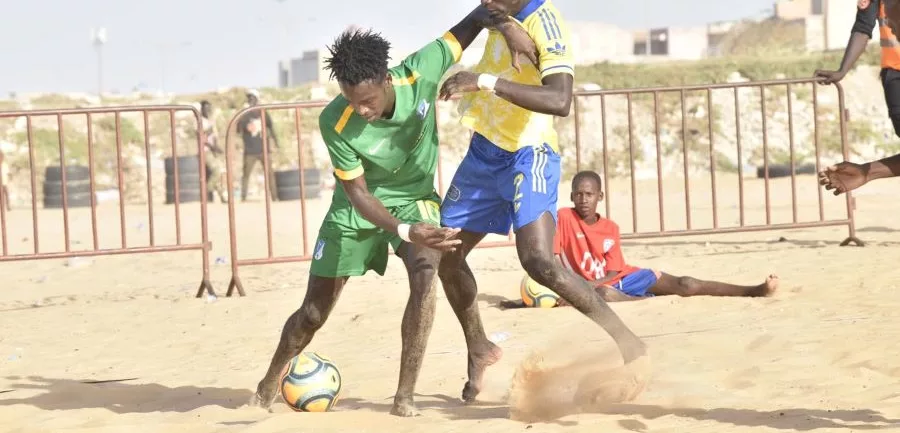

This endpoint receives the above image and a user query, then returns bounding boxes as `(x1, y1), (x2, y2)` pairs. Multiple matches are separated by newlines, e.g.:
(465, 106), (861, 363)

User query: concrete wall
(776, 0), (814, 19)
(667, 26), (711, 60)
(823, 0), (859, 50)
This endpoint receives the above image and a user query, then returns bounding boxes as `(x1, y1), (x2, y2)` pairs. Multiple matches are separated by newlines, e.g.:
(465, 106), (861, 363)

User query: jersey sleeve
(402, 32), (463, 82)
(604, 223), (628, 272)
(318, 111), (363, 181)
(527, 7), (575, 79)
(851, 0), (878, 37)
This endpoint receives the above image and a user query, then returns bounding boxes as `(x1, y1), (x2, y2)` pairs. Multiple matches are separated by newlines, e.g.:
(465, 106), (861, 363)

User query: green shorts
(309, 193), (442, 278)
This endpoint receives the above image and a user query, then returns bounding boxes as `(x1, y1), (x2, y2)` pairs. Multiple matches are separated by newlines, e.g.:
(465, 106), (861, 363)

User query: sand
(2, 171), (900, 433)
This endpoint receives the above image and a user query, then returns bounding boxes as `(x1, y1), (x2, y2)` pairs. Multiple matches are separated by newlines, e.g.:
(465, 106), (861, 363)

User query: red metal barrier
(572, 78), (863, 246)
(0, 105), (214, 296)
(222, 101), (517, 296)
(223, 102), (327, 296)
(223, 78), (863, 296)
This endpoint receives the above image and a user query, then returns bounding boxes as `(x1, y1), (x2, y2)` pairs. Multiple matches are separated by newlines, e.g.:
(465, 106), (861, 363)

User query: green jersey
(318, 32), (463, 211)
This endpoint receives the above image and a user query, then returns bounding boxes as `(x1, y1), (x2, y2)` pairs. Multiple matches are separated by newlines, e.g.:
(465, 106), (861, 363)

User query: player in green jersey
(248, 9), (538, 417)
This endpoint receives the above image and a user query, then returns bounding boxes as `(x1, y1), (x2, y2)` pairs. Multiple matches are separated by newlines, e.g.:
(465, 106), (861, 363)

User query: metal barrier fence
(220, 78), (861, 296)
(572, 78), (861, 246)
(0, 105), (214, 296)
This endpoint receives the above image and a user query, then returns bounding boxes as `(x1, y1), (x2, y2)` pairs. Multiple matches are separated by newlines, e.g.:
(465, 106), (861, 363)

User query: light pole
(90, 27), (107, 97)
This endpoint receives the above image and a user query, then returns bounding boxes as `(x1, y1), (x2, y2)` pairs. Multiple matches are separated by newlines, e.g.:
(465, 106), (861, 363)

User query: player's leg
(249, 274), (348, 408)
(386, 196), (444, 416)
(438, 230), (503, 402)
(509, 144), (646, 363)
(390, 241), (440, 416)
(650, 271), (778, 297)
(438, 134), (509, 402)
(250, 218), (388, 409)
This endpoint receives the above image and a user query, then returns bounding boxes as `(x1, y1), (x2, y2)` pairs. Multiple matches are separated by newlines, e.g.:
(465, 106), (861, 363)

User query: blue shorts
(611, 269), (659, 297)
(441, 133), (561, 235)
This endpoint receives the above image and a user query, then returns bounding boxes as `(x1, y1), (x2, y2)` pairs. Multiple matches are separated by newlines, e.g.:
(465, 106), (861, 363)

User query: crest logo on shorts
(416, 99), (430, 119)
(314, 239), (325, 260)
(447, 185), (461, 201)
(603, 238), (614, 253)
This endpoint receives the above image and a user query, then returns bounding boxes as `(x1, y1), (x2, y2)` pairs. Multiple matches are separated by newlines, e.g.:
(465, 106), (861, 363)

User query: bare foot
(618, 336), (647, 365)
(574, 354), (652, 407)
(390, 396), (419, 417)
(246, 379), (278, 410)
(462, 341), (503, 403)
(750, 274), (779, 297)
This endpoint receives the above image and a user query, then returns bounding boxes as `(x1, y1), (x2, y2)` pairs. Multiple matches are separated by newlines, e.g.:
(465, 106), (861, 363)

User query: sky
(0, 0), (776, 96)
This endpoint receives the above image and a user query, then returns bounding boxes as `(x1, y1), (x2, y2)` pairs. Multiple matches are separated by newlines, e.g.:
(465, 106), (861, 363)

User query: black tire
(43, 180), (91, 196)
(43, 192), (92, 209)
(275, 168), (321, 189)
(796, 163), (817, 175)
(165, 189), (202, 204)
(45, 165), (90, 182)
(164, 175), (202, 190)
(164, 155), (201, 175)
(276, 184), (322, 201)
(756, 164), (792, 179)
(756, 163), (819, 179)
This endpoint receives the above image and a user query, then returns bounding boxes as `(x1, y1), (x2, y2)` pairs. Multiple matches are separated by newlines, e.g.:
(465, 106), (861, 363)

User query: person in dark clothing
(237, 89), (280, 202)
(815, 0), (900, 136)
(817, 0), (900, 195)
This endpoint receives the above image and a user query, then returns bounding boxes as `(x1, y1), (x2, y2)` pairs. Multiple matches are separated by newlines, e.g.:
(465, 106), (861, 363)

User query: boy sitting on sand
(501, 170), (778, 308)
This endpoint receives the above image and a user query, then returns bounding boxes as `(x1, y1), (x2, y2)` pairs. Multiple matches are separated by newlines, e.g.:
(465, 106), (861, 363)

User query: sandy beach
(2, 170), (900, 433)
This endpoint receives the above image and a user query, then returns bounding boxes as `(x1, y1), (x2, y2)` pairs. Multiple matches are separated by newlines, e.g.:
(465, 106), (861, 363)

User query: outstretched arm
(868, 152), (900, 179)
(819, 152), (900, 195)
(320, 116), (461, 251)
(814, 1), (876, 83)
(339, 174), (461, 252)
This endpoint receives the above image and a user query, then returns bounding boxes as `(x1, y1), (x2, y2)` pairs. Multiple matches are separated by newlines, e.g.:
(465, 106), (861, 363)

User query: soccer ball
(520, 274), (560, 308)
(279, 352), (342, 412)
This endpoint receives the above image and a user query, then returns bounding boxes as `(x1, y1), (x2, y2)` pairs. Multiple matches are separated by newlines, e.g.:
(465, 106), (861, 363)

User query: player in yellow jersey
(437, 0), (648, 403)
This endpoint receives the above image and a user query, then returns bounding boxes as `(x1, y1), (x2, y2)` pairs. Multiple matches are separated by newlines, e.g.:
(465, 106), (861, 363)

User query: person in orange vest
(817, 0), (900, 194)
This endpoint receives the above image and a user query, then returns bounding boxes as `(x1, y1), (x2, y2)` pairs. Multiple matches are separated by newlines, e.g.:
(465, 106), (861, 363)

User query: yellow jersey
(458, 0), (574, 153)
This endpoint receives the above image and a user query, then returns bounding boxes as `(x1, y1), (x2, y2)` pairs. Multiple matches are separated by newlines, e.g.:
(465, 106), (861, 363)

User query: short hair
(572, 170), (602, 190)
(324, 28), (391, 86)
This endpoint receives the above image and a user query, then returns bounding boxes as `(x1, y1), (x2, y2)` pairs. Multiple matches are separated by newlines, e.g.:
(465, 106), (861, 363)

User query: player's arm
(493, 14), (576, 118)
(440, 12), (575, 117)
(814, 0), (877, 83)
(320, 117), (460, 252)
(406, 5), (526, 82)
(866, 152), (900, 179)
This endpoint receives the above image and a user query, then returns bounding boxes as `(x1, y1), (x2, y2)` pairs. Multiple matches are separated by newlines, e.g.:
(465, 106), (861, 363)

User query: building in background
(278, 50), (328, 87)
(276, 2), (859, 88)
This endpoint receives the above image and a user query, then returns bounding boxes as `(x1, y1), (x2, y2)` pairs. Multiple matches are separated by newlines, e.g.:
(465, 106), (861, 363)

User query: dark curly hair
(572, 170), (603, 190)
(323, 28), (392, 86)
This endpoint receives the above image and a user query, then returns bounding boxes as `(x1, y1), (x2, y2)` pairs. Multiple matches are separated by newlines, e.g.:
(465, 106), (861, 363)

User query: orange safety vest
(879, 1), (900, 69)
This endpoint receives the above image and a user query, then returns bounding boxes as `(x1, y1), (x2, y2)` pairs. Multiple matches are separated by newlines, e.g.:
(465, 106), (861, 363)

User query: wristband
(477, 74), (498, 92)
(397, 223), (412, 243)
